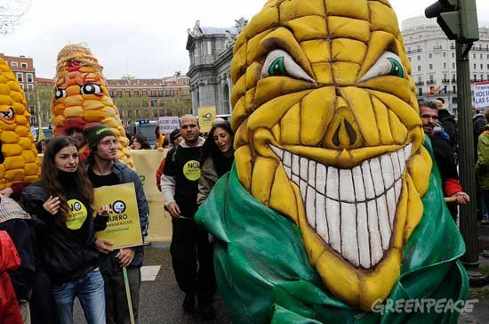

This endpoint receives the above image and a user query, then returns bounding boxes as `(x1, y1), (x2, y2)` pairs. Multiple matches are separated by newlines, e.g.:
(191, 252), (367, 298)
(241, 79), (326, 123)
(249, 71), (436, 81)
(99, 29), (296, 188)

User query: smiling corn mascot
(195, 0), (469, 323)
(0, 58), (40, 189)
(52, 44), (132, 166)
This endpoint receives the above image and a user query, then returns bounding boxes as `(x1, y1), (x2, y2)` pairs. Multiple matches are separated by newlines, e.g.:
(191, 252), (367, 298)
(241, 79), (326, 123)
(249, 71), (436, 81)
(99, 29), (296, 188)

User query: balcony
(426, 80), (436, 85)
(415, 81), (424, 86)
(442, 79), (450, 84)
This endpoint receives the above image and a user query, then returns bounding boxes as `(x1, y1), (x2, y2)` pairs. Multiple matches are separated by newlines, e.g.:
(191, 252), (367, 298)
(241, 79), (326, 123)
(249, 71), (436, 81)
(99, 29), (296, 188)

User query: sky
(1, 0), (488, 79)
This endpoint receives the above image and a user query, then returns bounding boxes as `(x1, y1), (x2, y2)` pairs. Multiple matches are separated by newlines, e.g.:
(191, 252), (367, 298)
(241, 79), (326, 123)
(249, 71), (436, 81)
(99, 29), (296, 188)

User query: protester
(155, 129), (181, 192)
(130, 133), (151, 150)
(21, 136), (109, 324)
(161, 115), (215, 320)
(197, 120), (235, 205)
(0, 230), (23, 324)
(84, 124), (149, 324)
(420, 100), (470, 219)
(154, 126), (166, 149)
(435, 97), (457, 148)
(0, 194), (35, 324)
(473, 109), (488, 159)
(62, 118), (90, 161)
(476, 123), (489, 224)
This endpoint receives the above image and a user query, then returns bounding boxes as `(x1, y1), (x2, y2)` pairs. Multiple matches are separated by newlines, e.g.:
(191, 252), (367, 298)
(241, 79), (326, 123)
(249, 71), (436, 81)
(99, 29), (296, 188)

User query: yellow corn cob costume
(0, 58), (40, 189)
(231, 0), (432, 310)
(52, 44), (132, 166)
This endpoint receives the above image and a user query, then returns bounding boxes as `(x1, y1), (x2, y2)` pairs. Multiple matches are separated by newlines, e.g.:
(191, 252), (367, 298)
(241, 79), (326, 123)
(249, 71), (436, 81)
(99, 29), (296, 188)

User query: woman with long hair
(130, 133), (151, 150)
(197, 120), (235, 205)
(21, 136), (110, 324)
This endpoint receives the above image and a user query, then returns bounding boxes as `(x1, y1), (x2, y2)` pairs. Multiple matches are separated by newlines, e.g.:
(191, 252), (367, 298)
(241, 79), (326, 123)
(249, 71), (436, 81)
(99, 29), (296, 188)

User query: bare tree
(0, 0), (32, 35)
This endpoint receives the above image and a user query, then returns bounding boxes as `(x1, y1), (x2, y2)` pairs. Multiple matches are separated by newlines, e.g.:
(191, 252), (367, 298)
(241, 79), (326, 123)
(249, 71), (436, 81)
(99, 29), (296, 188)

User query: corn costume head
(52, 44), (132, 166)
(196, 0), (469, 322)
(0, 58), (40, 189)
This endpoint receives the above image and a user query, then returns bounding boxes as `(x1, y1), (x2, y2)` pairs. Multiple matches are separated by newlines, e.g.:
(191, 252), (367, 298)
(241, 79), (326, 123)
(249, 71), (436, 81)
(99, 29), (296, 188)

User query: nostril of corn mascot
(52, 44), (132, 166)
(196, 0), (469, 323)
(0, 58), (40, 189)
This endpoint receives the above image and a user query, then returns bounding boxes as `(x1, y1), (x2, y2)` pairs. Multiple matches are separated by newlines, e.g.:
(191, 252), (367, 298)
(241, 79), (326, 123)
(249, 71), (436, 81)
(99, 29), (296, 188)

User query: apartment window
(453, 85), (456, 92)
(16, 73), (23, 82)
(452, 62), (456, 69)
(474, 74), (477, 81)
(482, 64), (484, 70)
(418, 88), (423, 96)
(443, 62), (447, 69)
(443, 73), (447, 80)
(452, 74), (456, 80)
(27, 84), (33, 91)
(473, 53), (476, 59)
(20, 63), (27, 69)
(430, 75), (434, 82)
(429, 53), (432, 59)
(418, 65), (421, 72)
(429, 64), (433, 70)
(26, 73), (33, 83)
(19, 83), (24, 90)
(474, 64), (477, 70)
(11, 62), (18, 68)
(487, 64), (489, 70)
(443, 52), (446, 57)
(452, 52), (455, 58)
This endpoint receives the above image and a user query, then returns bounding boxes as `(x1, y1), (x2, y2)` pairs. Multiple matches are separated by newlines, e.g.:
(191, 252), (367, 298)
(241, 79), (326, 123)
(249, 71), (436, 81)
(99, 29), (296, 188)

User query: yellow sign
(198, 106), (216, 133)
(94, 183), (143, 249)
(183, 160), (201, 181)
(66, 199), (88, 230)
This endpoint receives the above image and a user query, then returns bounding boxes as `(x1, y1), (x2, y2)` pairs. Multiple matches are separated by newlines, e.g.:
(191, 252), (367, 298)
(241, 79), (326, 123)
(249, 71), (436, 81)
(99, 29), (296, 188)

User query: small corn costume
(196, 0), (468, 323)
(52, 44), (132, 166)
(0, 58), (40, 189)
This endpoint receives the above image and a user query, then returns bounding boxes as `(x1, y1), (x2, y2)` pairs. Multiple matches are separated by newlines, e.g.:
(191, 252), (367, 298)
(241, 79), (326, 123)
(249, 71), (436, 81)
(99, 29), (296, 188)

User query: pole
(123, 267), (136, 324)
(455, 41), (480, 269)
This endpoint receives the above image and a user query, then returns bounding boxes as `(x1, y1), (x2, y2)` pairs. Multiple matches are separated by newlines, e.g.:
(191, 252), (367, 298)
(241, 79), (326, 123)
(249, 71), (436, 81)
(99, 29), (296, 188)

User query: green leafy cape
(195, 140), (468, 323)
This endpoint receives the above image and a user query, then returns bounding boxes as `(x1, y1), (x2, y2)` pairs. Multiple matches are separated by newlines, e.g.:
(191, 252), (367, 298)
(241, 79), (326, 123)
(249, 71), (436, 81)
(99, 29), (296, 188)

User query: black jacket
(21, 181), (105, 285)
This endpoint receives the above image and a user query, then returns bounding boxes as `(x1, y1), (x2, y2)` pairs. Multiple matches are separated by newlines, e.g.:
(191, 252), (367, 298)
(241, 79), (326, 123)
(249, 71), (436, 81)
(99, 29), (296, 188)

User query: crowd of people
(0, 115), (234, 324)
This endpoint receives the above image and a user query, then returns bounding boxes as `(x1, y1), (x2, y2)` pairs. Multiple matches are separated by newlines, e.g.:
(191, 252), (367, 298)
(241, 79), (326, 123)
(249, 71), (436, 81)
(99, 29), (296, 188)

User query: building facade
(402, 17), (489, 114)
(107, 73), (192, 125)
(186, 19), (246, 116)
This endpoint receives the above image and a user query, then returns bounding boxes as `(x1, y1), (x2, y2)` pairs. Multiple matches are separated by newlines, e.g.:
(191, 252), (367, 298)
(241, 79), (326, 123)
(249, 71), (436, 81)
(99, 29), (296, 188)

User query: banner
(474, 81), (489, 109)
(95, 182), (143, 249)
(158, 116), (180, 134)
(198, 106), (216, 133)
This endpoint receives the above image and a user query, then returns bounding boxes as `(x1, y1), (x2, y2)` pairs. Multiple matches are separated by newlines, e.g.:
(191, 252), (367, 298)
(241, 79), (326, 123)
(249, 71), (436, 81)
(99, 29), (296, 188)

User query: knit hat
(83, 124), (115, 149)
(169, 128), (181, 145)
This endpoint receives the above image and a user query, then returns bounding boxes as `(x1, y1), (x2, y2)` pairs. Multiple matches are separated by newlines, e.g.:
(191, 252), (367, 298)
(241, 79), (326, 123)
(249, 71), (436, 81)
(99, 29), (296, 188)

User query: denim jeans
(51, 269), (106, 324)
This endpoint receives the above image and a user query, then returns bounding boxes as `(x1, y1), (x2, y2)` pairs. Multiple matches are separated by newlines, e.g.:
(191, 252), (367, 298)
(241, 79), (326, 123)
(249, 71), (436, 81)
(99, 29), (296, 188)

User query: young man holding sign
(84, 124), (149, 324)
(161, 115), (216, 320)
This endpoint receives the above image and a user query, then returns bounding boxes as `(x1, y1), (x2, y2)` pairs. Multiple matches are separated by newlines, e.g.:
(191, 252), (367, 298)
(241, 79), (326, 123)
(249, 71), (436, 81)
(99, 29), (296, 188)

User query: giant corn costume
(196, 0), (468, 323)
(52, 44), (132, 166)
(0, 58), (40, 189)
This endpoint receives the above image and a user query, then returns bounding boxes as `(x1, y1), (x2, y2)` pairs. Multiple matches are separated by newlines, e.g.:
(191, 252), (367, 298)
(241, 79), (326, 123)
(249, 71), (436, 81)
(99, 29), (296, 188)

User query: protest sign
(94, 182), (143, 249)
(158, 116), (180, 134)
(198, 106), (216, 133)
(474, 81), (489, 109)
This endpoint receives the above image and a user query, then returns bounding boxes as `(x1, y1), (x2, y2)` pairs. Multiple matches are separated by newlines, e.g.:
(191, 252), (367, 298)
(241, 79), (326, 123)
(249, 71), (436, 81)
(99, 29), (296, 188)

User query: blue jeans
(51, 269), (106, 324)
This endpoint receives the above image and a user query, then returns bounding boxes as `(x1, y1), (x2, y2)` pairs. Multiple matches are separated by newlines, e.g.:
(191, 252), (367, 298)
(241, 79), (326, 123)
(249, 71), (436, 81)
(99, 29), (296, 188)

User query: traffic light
(425, 0), (479, 42)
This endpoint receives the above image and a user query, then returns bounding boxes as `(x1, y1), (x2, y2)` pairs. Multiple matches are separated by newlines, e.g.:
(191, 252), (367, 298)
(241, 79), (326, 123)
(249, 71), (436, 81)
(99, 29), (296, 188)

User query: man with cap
(84, 124), (149, 324)
(161, 115), (216, 320)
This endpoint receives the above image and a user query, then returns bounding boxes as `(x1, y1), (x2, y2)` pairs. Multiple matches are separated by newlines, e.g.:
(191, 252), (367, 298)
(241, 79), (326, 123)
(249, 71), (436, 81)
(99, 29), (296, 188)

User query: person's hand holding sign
(94, 204), (113, 254)
(43, 196), (61, 215)
(117, 248), (135, 267)
(95, 239), (113, 254)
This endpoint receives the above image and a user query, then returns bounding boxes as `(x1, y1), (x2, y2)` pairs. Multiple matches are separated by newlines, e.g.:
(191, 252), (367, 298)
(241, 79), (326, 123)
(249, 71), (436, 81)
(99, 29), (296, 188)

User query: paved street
(74, 244), (232, 324)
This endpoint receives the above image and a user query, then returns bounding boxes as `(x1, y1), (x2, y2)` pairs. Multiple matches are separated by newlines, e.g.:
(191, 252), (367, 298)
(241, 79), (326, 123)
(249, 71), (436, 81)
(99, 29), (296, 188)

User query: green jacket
(195, 141), (468, 323)
(476, 130), (489, 189)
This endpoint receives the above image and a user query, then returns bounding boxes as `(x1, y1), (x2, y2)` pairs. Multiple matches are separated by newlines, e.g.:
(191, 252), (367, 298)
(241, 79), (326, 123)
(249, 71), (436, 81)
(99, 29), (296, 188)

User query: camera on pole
(425, 0), (478, 42)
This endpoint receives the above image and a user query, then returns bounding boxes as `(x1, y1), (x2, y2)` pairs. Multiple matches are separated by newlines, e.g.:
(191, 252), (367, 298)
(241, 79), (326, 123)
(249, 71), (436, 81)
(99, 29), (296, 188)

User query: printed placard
(198, 106), (217, 133)
(94, 183), (143, 249)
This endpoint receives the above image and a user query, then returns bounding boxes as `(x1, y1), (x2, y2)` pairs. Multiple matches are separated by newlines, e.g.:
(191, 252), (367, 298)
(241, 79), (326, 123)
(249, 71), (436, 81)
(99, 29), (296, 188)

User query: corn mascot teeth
(0, 58), (40, 189)
(52, 44), (132, 166)
(195, 0), (469, 323)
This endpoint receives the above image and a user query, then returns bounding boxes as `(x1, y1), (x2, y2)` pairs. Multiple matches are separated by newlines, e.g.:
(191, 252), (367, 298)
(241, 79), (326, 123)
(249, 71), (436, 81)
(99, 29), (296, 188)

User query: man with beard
(161, 115), (215, 320)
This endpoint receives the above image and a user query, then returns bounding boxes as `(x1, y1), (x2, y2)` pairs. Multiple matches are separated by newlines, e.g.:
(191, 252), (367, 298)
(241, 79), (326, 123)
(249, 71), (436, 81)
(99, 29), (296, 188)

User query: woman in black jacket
(21, 136), (110, 324)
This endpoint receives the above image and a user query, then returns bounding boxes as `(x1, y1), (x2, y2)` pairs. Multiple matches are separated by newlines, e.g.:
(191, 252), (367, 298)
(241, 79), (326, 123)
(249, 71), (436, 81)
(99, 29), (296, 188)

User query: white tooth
(386, 188), (397, 228)
(292, 175), (300, 185)
(283, 151), (292, 168)
(316, 193), (328, 243)
(306, 187), (316, 228)
(404, 144), (412, 160)
(300, 157), (308, 180)
(398, 149), (406, 171)
(367, 201), (383, 265)
(284, 166), (292, 178)
(353, 166), (366, 202)
(326, 198), (341, 252)
(327, 168), (339, 200)
(390, 152), (401, 180)
(341, 202), (359, 267)
(377, 197), (391, 250)
(395, 179), (402, 200)
(361, 161), (376, 199)
(271, 146), (283, 159)
(340, 170), (355, 202)
(357, 203), (371, 269)
(300, 180), (307, 201)
(381, 154), (395, 188)
(370, 158), (385, 196)
(292, 154), (299, 176)
(316, 164), (327, 194)
(309, 161), (316, 188)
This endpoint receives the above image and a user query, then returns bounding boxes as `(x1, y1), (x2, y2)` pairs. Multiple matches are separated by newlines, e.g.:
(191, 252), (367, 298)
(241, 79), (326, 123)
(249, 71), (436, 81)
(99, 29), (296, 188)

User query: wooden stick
(123, 267), (136, 324)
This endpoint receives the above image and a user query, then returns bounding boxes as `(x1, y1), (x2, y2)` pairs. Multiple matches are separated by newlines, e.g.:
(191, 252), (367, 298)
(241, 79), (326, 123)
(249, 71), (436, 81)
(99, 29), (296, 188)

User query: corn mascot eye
(261, 49), (314, 82)
(54, 88), (67, 100)
(0, 108), (15, 121)
(359, 51), (406, 82)
(81, 84), (103, 95)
